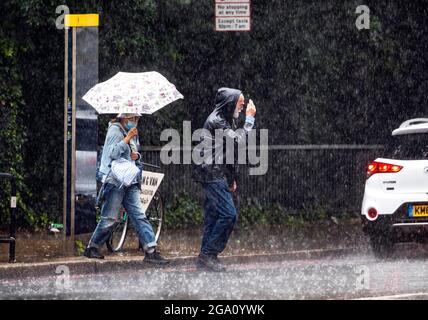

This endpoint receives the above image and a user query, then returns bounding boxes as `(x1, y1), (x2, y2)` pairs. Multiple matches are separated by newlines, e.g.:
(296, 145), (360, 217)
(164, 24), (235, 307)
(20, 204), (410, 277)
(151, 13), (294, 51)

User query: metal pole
(63, 14), (99, 249)
(63, 27), (68, 253)
(70, 27), (77, 250)
(237, 32), (241, 89)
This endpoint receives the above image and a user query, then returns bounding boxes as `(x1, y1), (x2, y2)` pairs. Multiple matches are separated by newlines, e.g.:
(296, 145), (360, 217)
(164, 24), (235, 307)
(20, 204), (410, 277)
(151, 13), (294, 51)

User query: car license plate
(408, 205), (428, 217)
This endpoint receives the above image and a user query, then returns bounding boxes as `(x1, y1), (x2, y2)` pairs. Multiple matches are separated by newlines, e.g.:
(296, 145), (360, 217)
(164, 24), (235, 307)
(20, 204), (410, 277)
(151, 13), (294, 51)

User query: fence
(141, 145), (384, 216)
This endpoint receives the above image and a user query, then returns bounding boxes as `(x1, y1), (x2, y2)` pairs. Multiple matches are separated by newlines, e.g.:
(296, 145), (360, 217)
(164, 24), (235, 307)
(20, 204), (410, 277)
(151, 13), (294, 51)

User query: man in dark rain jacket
(193, 87), (257, 271)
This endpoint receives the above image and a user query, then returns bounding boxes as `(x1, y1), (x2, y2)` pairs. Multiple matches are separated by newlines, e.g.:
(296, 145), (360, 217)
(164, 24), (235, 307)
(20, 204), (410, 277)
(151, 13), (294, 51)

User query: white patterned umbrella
(82, 71), (184, 114)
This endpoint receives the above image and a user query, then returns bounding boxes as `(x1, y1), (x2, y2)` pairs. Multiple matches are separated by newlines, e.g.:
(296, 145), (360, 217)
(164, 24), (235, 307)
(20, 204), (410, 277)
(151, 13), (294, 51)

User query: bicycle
(106, 162), (165, 252)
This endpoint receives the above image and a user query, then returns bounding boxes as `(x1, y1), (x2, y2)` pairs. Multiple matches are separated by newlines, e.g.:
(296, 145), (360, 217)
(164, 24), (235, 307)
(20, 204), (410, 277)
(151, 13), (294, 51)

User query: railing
(140, 145), (384, 216)
(0, 173), (17, 263)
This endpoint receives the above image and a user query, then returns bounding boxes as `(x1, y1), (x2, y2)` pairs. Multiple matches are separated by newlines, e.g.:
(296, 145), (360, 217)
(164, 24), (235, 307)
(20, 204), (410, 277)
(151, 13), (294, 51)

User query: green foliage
(238, 203), (310, 229)
(238, 206), (270, 227)
(96, 207), (101, 223)
(2, 0), (428, 229)
(164, 192), (203, 229)
(163, 194), (337, 230)
(75, 239), (85, 255)
(0, 0), (159, 230)
(0, 7), (37, 228)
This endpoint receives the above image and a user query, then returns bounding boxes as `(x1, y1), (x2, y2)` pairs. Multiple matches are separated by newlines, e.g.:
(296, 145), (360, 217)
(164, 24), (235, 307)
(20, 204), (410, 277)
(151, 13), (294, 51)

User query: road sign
(140, 171), (164, 212)
(215, 0), (251, 32)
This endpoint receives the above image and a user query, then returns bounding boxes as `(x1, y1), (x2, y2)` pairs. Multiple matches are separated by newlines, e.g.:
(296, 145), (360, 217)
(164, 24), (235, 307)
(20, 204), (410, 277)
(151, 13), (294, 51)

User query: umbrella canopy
(82, 71), (184, 114)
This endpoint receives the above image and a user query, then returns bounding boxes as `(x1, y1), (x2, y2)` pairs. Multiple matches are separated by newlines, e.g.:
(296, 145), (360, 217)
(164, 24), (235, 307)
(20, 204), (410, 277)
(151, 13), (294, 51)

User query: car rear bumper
(361, 208), (428, 241)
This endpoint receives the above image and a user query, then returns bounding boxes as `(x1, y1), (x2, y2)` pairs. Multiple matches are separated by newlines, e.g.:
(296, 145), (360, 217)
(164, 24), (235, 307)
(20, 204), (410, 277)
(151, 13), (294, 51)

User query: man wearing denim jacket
(84, 113), (168, 264)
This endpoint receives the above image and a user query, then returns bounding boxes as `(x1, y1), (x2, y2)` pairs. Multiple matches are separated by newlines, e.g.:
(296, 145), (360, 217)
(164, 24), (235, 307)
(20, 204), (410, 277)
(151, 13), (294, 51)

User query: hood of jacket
(213, 87), (242, 123)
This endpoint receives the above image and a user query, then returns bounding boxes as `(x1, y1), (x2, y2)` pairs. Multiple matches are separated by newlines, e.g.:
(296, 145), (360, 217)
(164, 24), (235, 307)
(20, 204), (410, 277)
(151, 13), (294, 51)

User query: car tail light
(367, 161), (403, 179)
(367, 208), (378, 220)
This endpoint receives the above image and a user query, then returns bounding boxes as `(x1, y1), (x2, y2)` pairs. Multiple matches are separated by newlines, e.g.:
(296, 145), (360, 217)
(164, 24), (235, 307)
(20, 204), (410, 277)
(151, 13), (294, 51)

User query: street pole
(70, 27), (77, 249)
(63, 14), (99, 254)
(237, 32), (242, 89)
(63, 25), (68, 253)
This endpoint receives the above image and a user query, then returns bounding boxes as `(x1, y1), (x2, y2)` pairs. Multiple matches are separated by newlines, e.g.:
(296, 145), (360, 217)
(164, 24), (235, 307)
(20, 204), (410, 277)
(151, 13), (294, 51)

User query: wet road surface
(1, 243), (427, 300)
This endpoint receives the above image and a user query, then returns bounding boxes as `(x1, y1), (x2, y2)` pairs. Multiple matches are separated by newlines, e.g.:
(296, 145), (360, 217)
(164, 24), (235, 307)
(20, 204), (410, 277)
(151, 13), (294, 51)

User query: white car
(361, 118), (428, 257)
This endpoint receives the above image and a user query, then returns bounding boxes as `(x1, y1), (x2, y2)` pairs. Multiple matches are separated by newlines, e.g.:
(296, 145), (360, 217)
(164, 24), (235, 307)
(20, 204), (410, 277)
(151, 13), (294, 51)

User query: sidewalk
(0, 218), (369, 278)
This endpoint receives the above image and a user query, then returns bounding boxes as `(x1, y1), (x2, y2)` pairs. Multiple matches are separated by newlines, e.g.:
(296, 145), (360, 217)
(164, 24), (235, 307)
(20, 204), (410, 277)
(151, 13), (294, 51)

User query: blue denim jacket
(97, 122), (142, 187)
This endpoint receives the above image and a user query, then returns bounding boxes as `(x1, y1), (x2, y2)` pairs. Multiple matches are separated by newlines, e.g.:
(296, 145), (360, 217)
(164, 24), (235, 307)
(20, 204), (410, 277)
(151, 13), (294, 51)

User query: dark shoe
(213, 255), (223, 265)
(197, 253), (226, 272)
(144, 250), (169, 265)
(83, 247), (104, 259)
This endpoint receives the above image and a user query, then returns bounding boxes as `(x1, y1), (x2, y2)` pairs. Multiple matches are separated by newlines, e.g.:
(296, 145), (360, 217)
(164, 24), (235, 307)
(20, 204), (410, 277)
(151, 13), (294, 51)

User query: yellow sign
(64, 14), (99, 27)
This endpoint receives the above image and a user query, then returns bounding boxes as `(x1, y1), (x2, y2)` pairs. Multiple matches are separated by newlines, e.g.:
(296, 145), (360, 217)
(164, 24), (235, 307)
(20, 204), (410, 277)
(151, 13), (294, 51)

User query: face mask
(125, 121), (137, 130)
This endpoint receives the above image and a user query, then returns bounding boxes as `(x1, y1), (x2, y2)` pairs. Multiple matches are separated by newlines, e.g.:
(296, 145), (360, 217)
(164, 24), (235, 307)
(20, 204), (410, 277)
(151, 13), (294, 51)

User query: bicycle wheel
(106, 209), (128, 252)
(145, 191), (164, 242)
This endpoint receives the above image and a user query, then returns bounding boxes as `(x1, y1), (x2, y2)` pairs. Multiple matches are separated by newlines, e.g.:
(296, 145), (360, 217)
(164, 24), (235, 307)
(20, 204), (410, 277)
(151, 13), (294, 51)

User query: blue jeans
(200, 180), (237, 256)
(88, 183), (157, 251)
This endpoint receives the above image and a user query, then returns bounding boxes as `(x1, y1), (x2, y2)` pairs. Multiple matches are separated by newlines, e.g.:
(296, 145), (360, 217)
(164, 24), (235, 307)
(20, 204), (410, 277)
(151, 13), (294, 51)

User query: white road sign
(215, 3), (250, 16)
(140, 170), (164, 212)
(215, 17), (251, 31)
(215, 0), (251, 32)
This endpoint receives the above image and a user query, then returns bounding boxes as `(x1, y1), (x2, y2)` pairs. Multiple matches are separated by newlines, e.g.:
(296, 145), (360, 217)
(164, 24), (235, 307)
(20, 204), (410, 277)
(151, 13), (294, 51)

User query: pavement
(0, 217), (369, 279)
(2, 245), (428, 300)
(0, 247), (364, 280)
